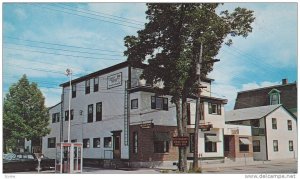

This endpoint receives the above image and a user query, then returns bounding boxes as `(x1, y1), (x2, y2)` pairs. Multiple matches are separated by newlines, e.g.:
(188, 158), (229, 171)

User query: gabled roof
(234, 82), (297, 110)
(225, 104), (282, 122)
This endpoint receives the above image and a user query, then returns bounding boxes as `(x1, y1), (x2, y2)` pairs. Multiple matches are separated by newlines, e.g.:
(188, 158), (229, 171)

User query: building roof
(225, 104), (282, 122)
(48, 102), (62, 110)
(60, 61), (215, 87)
(234, 82), (297, 110)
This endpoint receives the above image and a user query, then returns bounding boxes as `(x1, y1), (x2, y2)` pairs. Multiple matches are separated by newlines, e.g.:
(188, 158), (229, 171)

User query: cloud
(3, 22), (15, 33)
(14, 8), (28, 20)
(40, 87), (62, 107)
(211, 83), (240, 110)
(241, 81), (281, 91)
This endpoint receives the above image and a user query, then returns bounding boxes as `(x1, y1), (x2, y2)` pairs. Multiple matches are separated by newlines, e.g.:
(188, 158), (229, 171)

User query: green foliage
(3, 74), (50, 151)
(124, 3), (255, 99)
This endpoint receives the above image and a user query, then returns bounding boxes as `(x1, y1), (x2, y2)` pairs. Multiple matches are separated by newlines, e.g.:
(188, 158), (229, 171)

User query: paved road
(9, 160), (297, 174)
(202, 160), (297, 174)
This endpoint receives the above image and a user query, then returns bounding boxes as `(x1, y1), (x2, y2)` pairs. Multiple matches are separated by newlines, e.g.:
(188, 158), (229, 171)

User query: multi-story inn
(42, 61), (247, 167)
(225, 104), (297, 161)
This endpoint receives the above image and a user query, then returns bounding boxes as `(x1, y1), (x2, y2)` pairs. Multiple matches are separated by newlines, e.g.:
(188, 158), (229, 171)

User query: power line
(4, 42), (124, 57)
(4, 46), (124, 61)
(55, 3), (145, 26)
(4, 36), (124, 53)
(29, 3), (141, 29)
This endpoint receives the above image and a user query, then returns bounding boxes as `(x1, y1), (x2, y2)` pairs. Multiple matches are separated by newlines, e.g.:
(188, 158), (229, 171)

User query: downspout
(128, 64), (131, 163)
(264, 117), (269, 161)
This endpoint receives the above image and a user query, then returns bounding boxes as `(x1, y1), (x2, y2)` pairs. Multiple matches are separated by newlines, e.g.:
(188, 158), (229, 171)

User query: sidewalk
(200, 158), (297, 169)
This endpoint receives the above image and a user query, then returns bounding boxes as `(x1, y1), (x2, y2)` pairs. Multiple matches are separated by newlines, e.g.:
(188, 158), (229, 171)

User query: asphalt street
(7, 159), (297, 174)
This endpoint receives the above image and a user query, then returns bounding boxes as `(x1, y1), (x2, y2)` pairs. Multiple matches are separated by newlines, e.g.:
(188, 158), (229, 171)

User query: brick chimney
(282, 78), (288, 85)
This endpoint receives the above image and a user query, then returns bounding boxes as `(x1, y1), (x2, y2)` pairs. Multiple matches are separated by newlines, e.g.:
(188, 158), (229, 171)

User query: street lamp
(65, 68), (72, 143)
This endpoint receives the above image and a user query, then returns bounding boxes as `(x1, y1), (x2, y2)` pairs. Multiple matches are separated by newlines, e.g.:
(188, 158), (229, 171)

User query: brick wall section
(224, 135), (236, 158)
(224, 135), (253, 159)
(129, 125), (179, 162)
(234, 135), (253, 158)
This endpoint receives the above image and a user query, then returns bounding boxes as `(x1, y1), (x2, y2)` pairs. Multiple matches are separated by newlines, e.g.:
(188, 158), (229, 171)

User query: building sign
(231, 129), (239, 135)
(172, 136), (189, 147)
(107, 72), (122, 89)
(199, 124), (213, 131)
(140, 122), (154, 129)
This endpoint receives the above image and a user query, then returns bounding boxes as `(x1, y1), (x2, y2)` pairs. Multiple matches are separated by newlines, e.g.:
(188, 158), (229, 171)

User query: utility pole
(193, 42), (203, 169)
(65, 68), (72, 143)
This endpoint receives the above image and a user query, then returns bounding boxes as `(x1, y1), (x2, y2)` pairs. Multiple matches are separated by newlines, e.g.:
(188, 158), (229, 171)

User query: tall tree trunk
(181, 94), (188, 172)
(3, 138), (7, 153)
(175, 99), (186, 172)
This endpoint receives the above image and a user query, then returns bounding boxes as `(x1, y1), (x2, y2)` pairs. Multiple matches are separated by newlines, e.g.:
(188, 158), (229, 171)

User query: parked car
(3, 152), (55, 173)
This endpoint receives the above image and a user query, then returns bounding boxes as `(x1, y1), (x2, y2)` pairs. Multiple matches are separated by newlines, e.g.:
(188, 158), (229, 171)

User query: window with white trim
(131, 99), (138, 109)
(208, 103), (221, 115)
(85, 79), (90, 94)
(93, 138), (100, 148)
(94, 77), (99, 92)
(151, 96), (168, 110)
(273, 140), (278, 152)
(289, 140), (293, 151)
(88, 104), (93, 123)
(287, 120), (292, 130)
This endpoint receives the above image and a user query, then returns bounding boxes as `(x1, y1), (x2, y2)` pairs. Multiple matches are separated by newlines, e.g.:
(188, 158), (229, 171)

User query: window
(253, 140), (261, 152)
(52, 113), (56, 123)
(93, 138), (100, 148)
(71, 139), (77, 143)
(85, 79), (90, 94)
(131, 99), (138, 109)
(52, 113), (60, 123)
(154, 141), (169, 153)
(48, 137), (56, 148)
(83, 139), (90, 148)
(153, 132), (170, 153)
(270, 93), (279, 105)
(151, 96), (168, 110)
(96, 102), (102, 121)
(88, 104), (93, 123)
(272, 118), (277, 129)
(72, 84), (76, 98)
(205, 134), (217, 152)
(239, 137), (250, 152)
(65, 111), (68, 121)
(287, 120), (292, 130)
(104, 137), (112, 148)
(189, 133), (195, 153)
(273, 140), (278, 152)
(251, 119), (260, 127)
(289, 141), (293, 151)
(94, 77), (99, 92)
(133, 132), (138, 153)
(71, 109), (74, 120)
(208, 103), (221, 115)
(65, 110), (73, 121)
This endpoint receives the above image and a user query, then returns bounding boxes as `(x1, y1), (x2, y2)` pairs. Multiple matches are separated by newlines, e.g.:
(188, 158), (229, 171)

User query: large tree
(124, 3), (254, 172)
(3, 74), (50, 153)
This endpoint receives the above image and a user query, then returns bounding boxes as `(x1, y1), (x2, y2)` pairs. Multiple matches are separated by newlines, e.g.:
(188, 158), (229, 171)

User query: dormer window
(268, 89), (280, 105)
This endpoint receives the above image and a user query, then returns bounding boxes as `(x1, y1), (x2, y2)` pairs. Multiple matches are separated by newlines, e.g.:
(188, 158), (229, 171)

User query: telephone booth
(55, 142), (83, 173)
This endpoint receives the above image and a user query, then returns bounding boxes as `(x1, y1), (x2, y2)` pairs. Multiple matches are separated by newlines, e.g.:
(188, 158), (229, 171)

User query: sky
(2, 2), (298, 110)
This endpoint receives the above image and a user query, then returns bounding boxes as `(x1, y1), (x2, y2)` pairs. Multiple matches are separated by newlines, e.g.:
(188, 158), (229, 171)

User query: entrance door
(113, 131), (121, 159)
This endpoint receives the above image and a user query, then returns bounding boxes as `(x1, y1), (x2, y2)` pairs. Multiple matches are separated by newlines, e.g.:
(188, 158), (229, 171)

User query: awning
(239, 138), (252, 145)
(205, 136), (221, 142)
(153, 132), (171, 141)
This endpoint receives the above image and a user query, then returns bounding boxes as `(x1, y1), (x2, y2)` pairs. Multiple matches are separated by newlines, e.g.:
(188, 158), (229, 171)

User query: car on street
(3, 152), (55, 173)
